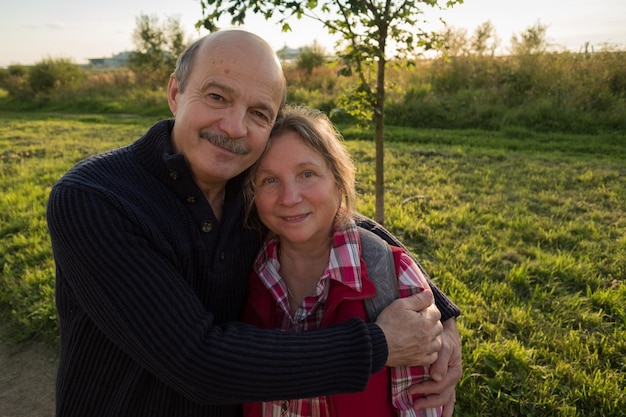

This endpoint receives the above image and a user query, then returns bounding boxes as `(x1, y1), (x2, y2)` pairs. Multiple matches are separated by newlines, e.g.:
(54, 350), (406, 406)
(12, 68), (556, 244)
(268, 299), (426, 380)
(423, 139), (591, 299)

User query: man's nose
(218, 107), (247, 139)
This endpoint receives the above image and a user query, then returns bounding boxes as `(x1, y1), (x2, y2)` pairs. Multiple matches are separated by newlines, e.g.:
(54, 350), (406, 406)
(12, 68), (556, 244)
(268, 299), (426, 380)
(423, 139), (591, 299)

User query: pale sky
(1, 0), (625, 67)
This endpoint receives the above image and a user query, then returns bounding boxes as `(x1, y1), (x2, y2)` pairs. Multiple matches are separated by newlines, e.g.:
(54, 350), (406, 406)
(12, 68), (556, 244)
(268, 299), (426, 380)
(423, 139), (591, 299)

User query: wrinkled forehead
(201, 31), (282, 76)
(195, 32), (285, 106)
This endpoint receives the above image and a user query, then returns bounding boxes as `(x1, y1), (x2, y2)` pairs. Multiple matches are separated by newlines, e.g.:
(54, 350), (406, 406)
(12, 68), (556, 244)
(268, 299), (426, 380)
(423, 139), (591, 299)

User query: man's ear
(167, 74), (179, 116)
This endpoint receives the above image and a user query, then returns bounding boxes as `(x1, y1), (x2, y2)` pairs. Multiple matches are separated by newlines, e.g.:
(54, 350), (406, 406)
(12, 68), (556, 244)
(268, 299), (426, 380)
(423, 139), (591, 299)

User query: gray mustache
(200, 131), (249, 155)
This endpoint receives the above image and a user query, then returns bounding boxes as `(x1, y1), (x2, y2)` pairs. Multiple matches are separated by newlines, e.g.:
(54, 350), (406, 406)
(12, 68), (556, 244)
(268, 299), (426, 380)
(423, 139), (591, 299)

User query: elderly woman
(241, 104), (441, 417)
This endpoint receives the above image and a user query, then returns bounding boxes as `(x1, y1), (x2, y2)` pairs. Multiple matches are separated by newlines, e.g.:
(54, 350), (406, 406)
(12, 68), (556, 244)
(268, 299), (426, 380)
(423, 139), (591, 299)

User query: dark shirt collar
(132, 118), (246, 229)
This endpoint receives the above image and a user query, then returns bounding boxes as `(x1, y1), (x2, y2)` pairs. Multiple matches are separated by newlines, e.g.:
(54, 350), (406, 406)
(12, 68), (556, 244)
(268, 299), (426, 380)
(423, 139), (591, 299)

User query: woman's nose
(278, 181), (303, 206)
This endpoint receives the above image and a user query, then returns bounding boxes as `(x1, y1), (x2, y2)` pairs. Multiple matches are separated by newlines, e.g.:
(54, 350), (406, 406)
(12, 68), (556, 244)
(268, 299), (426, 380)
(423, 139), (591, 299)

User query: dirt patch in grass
(0, 335), (57, 417)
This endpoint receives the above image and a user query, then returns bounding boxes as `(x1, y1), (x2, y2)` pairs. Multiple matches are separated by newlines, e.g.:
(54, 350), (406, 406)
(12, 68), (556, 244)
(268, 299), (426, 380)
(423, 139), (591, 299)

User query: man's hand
(375, 290), (443, 367)
(410, 318), (462, 417)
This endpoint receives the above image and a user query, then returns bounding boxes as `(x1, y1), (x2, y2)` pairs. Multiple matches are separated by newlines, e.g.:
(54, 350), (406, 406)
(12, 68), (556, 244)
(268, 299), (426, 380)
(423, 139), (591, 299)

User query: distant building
(86, 51), (131, 69)
(276, 46), (302, 62)
(275, 45), (336, 64)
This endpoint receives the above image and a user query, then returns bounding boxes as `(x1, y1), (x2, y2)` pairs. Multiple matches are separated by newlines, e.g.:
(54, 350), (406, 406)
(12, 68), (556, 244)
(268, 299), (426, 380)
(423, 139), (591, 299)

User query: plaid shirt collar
(253, 219), (364, 316)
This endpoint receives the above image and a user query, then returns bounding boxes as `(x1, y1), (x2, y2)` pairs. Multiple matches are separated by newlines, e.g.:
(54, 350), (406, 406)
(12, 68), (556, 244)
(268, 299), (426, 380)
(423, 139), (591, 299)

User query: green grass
(346, 128), (626, 416)
(1, 112), (625, 416)
(0, 112), (159, 342)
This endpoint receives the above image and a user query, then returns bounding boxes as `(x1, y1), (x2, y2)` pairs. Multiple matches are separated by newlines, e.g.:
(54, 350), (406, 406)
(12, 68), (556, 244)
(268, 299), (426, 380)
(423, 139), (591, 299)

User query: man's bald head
(172, 30), (286, 108)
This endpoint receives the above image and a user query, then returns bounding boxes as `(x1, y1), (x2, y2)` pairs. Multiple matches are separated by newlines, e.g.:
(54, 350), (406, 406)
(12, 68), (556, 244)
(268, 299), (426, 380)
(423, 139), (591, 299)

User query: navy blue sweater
(47, 119), (459, 417)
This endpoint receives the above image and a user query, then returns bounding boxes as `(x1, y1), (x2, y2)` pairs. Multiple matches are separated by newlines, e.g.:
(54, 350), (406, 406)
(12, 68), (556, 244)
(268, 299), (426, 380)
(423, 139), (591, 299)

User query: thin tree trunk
(374, 55), (386, 225)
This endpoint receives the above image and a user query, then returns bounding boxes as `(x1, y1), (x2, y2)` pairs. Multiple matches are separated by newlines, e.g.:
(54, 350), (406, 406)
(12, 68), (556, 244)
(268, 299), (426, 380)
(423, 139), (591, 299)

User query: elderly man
(47, 30), (461, 417)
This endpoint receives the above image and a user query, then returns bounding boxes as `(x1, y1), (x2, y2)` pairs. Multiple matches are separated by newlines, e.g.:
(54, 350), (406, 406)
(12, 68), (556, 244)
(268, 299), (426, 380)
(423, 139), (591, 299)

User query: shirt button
(186, 195), (196, 204)
(219, 251), (225, 260)
(168, 170), (178, 180)
(200, 220), (213, 233)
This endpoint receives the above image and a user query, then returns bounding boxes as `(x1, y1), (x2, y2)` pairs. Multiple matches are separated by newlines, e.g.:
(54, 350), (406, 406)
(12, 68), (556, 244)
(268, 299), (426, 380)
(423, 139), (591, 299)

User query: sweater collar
(132, 118), (175, 182)
(131, 118), (245, 225)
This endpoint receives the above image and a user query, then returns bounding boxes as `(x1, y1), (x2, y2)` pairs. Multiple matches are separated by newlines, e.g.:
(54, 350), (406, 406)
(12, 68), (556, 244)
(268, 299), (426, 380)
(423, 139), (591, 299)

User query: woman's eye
(303, 171), (314, 178)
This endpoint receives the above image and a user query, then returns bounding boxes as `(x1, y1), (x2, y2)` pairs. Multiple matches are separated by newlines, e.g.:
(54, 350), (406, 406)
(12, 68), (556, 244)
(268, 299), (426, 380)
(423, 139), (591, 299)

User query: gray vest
(358, 226), (399, 321)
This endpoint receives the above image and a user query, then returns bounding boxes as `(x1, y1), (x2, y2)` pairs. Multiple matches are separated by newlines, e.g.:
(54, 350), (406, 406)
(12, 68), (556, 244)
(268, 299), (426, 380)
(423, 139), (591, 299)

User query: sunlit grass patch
(2, 113), (625, 415)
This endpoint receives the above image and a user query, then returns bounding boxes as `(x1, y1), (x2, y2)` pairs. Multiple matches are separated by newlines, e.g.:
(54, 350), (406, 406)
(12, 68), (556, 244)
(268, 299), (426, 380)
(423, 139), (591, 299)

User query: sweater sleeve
(353, 213), (461, 321)
(47, 183), (386, 405)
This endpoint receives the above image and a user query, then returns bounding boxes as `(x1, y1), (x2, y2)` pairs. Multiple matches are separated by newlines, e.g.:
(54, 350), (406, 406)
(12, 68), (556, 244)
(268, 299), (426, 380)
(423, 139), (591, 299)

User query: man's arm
(48, 183), (384, 404)
(49, 179), (447, 404)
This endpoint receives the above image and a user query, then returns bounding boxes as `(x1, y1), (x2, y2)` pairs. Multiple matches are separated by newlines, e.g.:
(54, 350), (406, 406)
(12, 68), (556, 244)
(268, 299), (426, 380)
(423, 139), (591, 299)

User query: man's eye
(208, 93), (223, 101)
(253, 110), (269, 121)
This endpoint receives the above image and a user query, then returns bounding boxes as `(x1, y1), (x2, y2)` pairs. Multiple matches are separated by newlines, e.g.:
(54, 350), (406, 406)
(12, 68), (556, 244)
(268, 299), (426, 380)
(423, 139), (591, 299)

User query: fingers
(411, 385), (456, 415)
(433, 319), (461, 381)
(411, 322), (462, 395)
(442, 392), (456, 417)
(410, 373), (457, 415)
(403, 288), (435, 312)
(375, 291), (443, 367)
(410, 318), (463, 416)
(408, 362), (461, 396)
(428, 333), (450, 382)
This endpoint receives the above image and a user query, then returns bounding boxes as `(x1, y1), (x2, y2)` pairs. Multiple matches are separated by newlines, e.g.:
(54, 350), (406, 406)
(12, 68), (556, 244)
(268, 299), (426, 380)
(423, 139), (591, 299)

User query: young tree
(471, 20), (499, 57)
(129, 14), (190, 87)
(297, 41), (327, 75)
(440, 26), (470, 57)
(510, 21), (550, 56)
(198, 0), (463, 224)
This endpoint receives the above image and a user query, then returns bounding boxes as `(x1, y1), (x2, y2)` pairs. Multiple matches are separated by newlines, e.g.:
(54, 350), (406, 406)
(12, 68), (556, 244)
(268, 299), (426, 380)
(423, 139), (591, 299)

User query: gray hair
(172, 37), (205, 93)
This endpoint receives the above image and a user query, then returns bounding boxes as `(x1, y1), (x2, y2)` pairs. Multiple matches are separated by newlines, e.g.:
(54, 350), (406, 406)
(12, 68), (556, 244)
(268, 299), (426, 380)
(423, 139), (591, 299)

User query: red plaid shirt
(251, 220), (441, 417)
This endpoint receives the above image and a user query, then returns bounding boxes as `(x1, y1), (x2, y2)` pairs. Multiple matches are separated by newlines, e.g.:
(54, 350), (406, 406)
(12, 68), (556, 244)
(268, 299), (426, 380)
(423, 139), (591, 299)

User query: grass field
(1, 112), (625, 416)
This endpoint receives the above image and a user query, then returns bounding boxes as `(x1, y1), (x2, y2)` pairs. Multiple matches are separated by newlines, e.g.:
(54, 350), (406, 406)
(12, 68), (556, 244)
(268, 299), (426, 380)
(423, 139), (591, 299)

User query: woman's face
(253, 131), (342, 248)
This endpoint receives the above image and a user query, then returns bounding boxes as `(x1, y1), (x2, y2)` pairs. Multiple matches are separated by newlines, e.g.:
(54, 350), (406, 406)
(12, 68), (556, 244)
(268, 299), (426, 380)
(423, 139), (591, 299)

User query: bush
(28, 58), (83, 95)
(1, 47), (624, 134)
(0, 64), (33, 100)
